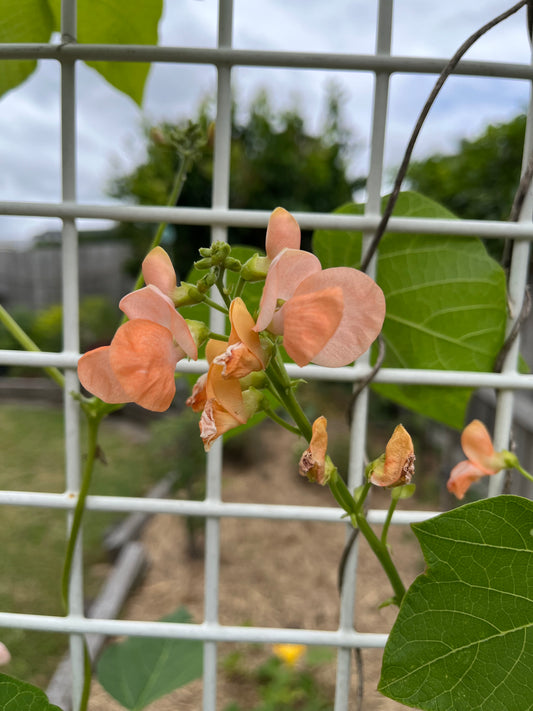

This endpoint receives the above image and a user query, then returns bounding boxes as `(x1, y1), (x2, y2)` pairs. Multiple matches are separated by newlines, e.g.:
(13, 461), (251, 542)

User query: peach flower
(212, 298), (269, 379)
(299, 416), (329, 484)
(447, 420), (507, 499)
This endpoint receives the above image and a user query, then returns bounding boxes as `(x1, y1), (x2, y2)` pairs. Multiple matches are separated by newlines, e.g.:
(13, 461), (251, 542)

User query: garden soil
(88, 420), (424, 711)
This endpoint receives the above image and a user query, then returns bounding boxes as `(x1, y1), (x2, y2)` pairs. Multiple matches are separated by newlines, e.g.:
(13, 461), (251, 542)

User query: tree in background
(407, 114), (526, 222)
(108, 86), (360, 277)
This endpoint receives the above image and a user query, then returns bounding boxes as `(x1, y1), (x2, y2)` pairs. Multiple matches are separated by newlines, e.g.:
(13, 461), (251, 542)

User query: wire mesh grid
(0, 1), (532, 709)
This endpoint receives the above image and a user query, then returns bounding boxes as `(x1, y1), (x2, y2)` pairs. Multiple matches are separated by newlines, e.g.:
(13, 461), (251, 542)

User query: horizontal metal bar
(0, 42), (531, 80)
(1, 201), (532, 240)
(0, 350), (530, 389)
(0, 490), (438, 524)
(0, 612), (388, 649)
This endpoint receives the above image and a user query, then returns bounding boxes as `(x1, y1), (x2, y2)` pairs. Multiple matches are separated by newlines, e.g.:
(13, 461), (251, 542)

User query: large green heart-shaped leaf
(97, 606), (203, 710)
(0, 673), (61, 710)
(312, 192), (507, 428)
(379, 495), (533, 710)
(47, 0), (163, 105)
(0, 0), (54, 99)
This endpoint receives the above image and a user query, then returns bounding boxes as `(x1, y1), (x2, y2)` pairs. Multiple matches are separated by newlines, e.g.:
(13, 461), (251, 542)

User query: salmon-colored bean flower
(78, 251), (197, 412)
(213, 298), (269, 379)
(254, 220), (385, 367)
(299, 416), (330, 485)
(265, 207), (301, 261)
(195, 340), (262, 451)
(447, 420), (507, 500)
(368, 424), (415, 488)
(0, 642), (10, 666)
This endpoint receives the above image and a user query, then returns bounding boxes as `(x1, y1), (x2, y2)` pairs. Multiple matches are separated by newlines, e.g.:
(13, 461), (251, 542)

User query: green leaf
(312, 192), (507, 428)
(379, 495), (533, 710)
(0, 673), (62, 710)
(47, 0), (163, 105)
(0, 0), (54, 99)
(97, 607), (203, 710)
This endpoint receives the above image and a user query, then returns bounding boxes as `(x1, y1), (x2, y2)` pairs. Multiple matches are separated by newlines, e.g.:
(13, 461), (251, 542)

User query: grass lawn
(0, 400), (191, 688)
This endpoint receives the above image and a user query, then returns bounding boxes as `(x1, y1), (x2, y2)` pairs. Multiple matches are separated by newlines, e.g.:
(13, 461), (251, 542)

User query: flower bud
(185, 319), (210, 350)
(241, 253), (270, 282)
(194, 257), (213, 271)
(172, 283), (204, 307)
(223, 256), (242, 272)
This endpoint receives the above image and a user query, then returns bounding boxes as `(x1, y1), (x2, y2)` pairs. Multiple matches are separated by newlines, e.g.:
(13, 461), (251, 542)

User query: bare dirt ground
(88, 421), (425, 711)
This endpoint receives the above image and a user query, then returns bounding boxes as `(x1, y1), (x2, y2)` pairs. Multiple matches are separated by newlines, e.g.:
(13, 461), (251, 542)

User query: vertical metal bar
(334, 2), (393, 709)
(203, 2), (234, 709)
(60, 2), (84, 709)
(489, 50), (533, 496)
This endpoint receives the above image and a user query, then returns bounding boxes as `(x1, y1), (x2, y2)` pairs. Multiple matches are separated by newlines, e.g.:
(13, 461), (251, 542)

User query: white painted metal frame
(0, 1), (532, 709)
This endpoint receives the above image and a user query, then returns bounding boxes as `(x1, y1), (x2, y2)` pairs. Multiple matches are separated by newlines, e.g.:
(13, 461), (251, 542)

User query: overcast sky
(1, 0), (532, 243)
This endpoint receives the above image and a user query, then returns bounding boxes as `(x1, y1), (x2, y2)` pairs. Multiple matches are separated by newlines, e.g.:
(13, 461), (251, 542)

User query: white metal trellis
(1, 1), (532, 710)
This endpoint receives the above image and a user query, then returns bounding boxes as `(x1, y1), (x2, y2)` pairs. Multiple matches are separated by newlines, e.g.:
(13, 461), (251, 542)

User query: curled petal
(78, 346), (130, 404)
(265, 207), (301, 260)
(120, 286), (197, 360)
(142, 246), (177, 296)
(214, 342), (264, 379)
(461, 419), (502, 474)
(299, 416), (329, 484)
(186, 372), (208, 412)
(293, 267), (385, 367)
(109, 320), (180, 412)
(278, 287), (344, 367)
(206, 363), (248, 423)
(229, 298), (267, 367)
(255, 249), (322, 332)
(200, 398), (242, 451)
(446, 460), (487, 500)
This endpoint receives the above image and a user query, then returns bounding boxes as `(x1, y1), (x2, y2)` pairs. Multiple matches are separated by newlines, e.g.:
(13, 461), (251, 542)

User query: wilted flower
(367, 424), (415, 488)
(212, 298), (269, 378)
(447, 420), (508, 500)
(299, 416), (332, 485)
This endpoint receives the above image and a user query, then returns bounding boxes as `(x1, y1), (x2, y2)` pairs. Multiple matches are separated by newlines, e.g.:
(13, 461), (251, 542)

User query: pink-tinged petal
(446, 460), (486, 500)
(280, 287), (344, 367)
(0, 642), (10, 666)
(142, 246), (177, 295)
(265, 207), (301, 260)
(120, 286), (197, 360)
(255, 249), (322, 332)
(109, 320), (179, 412)
(461, 419), (501, 474)
(294, 267), (385, 367)
(78, 346), (131, 404)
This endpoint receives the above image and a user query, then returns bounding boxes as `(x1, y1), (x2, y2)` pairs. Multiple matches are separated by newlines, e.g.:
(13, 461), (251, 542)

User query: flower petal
(279, 287), (344, 367)
(255, 249), (322, 332)
(200, 398), (242, 451)
(446, 459), (486, 500)
(371, 424), (415, 487)
(299, 416), (328, 484)
(265, 207), (301, 260)
(229, 297), (266, 364)
(120, 285), (197, 360)
(142, 246), (177, 295)
(293, 267), (385, 367)
(461, 419), (500, 474)
(206, 362), (248, 423)
(109, 320), (179, 412)
(78, 346), (131, 404)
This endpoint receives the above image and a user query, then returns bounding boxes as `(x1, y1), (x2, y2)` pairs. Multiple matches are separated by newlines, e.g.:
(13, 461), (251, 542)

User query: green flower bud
(241, 254), (270, 282)
(185, 319), (211, 349)
(172, 283), (203, 307)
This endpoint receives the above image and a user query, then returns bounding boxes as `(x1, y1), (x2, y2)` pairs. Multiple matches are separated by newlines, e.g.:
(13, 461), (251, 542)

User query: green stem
(207, 331), (229, 342)
(61, 415), (100, 612)
(329, 470), (405, 604)
(130, 152), (195, 295)
(266, 352), (312, 440)
(233, 275), (246, 300)
(215, 268), (232, 310)
(0, 304), (65, 389)
(515, 463), (533, 483)
(201, 296), (229, 315)
(265, 407), (302, 436)
(381, 495), (399, 546)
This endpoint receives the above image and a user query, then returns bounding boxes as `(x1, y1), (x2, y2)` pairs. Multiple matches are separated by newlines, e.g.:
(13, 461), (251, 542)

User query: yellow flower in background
(272, 643), (306, 667)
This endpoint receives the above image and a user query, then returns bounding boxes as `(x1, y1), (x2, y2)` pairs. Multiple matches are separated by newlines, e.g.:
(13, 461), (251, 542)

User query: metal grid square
(0, 1), (532, 709)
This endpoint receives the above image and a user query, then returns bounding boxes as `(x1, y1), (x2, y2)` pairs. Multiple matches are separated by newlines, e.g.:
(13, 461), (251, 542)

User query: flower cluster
(78, 207), (386, 453)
